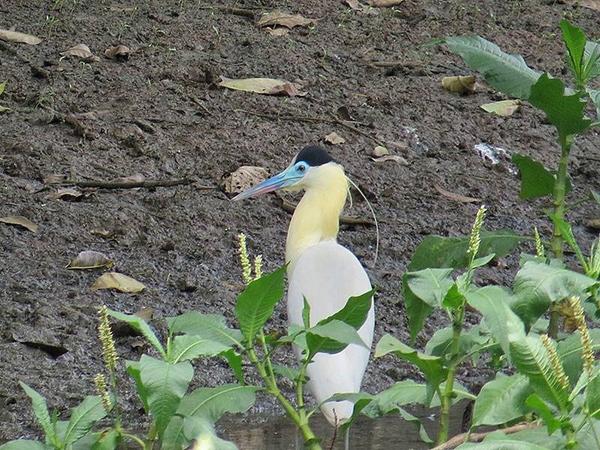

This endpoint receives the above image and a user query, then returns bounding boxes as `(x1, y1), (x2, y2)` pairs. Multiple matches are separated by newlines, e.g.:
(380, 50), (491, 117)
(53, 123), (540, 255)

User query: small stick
(277, 197), (374, 226)
(49, 178), (212, 190)
(195, 5), (257, 18)
(432, 422), (538, 450)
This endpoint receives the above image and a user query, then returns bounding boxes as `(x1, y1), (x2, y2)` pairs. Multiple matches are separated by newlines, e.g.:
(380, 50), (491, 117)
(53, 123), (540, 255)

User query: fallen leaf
(369, 0), (404, 6)
(370, 155), (408, 165)
(324, 132), (346, 145)
(67, 251), (113, 270)
(0, 105), (9, 113)
(43, 174), (67, 184)
(370, 145), (389, 157)
(0, 215), (38, 233)
(442, 75), (476, 94)
(561, 0), (600, 11)
(221, 166), (269, 195)
(112, 308), (154, 337)
(104, 44), (130, 60)
(61, 44), (100, 62)
(0, 29), (42, 45)
(0, 81), (5, 95)
(434, 185), (481, 203)
(266, 27), (290, 37)
(218, 76), (306, 96)
(115, 173), (145, 183)
(91, 228), (116, 239)
(585, 218), (600, 230)
(344, 0), (379, 14)
(51, 188), (85, 201)
(91, 272), (145, 293)
(257, 11), (314, 29)
(480, 99), (521, 117)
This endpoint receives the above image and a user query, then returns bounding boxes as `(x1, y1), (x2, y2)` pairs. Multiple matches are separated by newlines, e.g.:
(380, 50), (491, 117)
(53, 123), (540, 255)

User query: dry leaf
(434, 185), (481, 203)
(369, 0), (404, 6)
(91, 272), (145, 293)
(480, 100), (521, 117)
(67, 251), (113, 270)
(91, 228), (115, 239)
(371, 155), (408, 165)
(442, 75), (476, 94)
(0, 29), (42, 45)
(43, 174), (67, 184)
(370, 145), (389, 157)
(218, 76), (307, 96)
(0, 215), (38, 233)
(61, 44), (100, 62)
(266, 27), (290, 37)
(51, 188), (84, 200)
(344, 0), (379, 14)
(324, 132), (346, 145)
(115, 173), (145, 183)
(104, 45), (130, 59)
(585, 218), (600, 230)
(257, 11), (314, 29)
(222, 166), (269, 195)
(561, 0), (600, 11)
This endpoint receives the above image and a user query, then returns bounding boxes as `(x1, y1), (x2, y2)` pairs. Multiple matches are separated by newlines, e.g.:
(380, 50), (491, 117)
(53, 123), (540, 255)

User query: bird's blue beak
(232, 166), (301, 201)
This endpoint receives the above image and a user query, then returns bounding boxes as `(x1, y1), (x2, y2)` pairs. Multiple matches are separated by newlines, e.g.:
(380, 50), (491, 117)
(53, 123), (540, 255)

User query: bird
(233, 145), (375, 427)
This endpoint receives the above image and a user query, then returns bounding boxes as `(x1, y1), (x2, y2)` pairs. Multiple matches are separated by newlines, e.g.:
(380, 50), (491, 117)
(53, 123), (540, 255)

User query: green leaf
(302, 297), (310, 329)
(425, 325), (492, 360)
(125, 360), (149, 411)
(442, 283), (464, 310)
(107, 309), (165, 358)
(272, 364), (301, 381)
(548, 213), (586, 268)
(445, 36), (541, 99)
(560, 20), (586, 83)
(306, 320), (367, 357)
(18, 383), (56, 444)
(403, 273), (433, 343)
(586, 372), (600, 419)
(557, 329), (600, 385)
(63, 396), (106, 447)
(511, 261), (597, 328)
(221, 349), (244, 384)
(528, 73), (591, 144)
(589, 89), (600, 121)
(183, 417), (238, 450)
(90, 429), (120, 450)
(319, 290), (374, 330)
(0, 441), (48, 450)
(0, 81), (6, 96)
(512, 154), (556, 199)
(235, 267), (285, 343)
(473, 373), (532, 426)
(405, 268), (453, 308)
(167, 335), (230, 364)
(466, 286), (525, 357)
(592, 190), (600, 205)
(470, 253), (496, 269)
(408, 230), (525, 270)
(392, 407), (433, 444)
(456, 439), (550, 450)
(577, 416), (600, 449)
(584, 41), (600, 81)
(510, 336), (569, 410)
(525, 393), (562, 434)
(375, 334), (447, 404)
(139, 355), (193, 438)
(166, 312), (242, 349)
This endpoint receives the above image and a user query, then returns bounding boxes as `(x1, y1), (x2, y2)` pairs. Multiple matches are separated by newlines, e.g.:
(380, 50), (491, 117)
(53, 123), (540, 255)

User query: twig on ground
(432, 422), (538, 450)
(48, 178), (213, 190)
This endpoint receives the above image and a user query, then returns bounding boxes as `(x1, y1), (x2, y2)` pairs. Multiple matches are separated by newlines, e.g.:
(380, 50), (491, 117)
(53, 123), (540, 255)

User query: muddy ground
(1, 0), (599, 443)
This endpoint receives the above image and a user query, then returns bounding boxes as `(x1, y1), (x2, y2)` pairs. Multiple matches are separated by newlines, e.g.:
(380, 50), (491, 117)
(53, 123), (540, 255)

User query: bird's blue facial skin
(232, 161), (309, 201)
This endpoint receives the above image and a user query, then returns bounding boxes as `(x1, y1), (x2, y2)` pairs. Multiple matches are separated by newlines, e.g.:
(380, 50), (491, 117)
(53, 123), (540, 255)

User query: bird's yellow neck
(285, 164), (348, 268)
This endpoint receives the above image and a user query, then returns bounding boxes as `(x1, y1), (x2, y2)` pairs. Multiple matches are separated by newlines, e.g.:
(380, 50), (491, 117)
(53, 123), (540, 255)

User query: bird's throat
(285, 165), (348, 269)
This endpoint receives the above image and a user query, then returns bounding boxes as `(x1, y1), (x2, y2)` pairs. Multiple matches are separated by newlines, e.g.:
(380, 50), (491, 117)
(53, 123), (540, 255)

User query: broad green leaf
(375, 334), (447, 404)
(221, 349), (244, 384)
(549, 213), (586, 267)
(125, 360), (149, 411)
(457, 439), (551, 450)
(466, 286), (525, 357)
(302, 297), (310, 329)
(445, 36), (541, 99)
(510, 336), (569, 410)
(90, 429), (120, 450)
(306, 319), (367, 357)
(63, 396), (106, 446)
(583, 41), (600, 81)
(587, 373), (600, 419)
(557, 329), (600, 385)
(403, 273), (433, 342)
(560, 20), (586, 83)
(473, 373), (532, 426)
(512, 154), (556, 199)
(18, 383), (56, 443)
(139, 355), (193, 438)
(470, 253), (496, 269)
(166, 312), (242, 349)
(528, 73), (591, 144)
(500, 428), (565, 449)
(589, 89), (600, 121)
(425, 325), (492, 359)
(577, 416), (600, 449)
(408, 230), (525, 270)
(511, 261), (597, 328)
(272, 364), (301, 381)
(405, 268), (453, 308)
(318, 290), (373, 330)
(0, 441), (48, 450)
(183, 417), (238, 450)
(235, 267), (285, 343)
(107, 309), (165, 358)
(525, 393), (562, 434)
(442, 283), (464, 310)
(167, 335), (230, 364)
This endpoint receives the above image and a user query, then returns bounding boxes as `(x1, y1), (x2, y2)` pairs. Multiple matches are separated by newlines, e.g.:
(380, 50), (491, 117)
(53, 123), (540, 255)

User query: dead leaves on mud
(67, 251), (113, 270)
(0, 29), (41, 45)
(218, 76), (306, 96)
(222, 166), (269, 195)
(257, 11), (314, 29)
(0, 215), (38, 233)
(91, 272), (146, 293)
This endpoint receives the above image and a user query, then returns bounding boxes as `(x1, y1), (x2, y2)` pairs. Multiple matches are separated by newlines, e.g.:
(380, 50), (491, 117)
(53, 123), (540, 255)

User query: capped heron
(234, 145), (375, 427)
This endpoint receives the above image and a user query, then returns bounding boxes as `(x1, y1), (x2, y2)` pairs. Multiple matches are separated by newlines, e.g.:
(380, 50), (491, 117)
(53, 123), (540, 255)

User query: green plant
(0, 81), (10, 113)
(444, 19), (600, 337)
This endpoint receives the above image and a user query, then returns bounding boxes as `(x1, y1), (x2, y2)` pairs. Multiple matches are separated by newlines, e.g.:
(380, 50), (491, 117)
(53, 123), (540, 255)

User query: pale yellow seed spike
(568, 296), (594, 375)
(540, 334), (570, 392)
(93, 373), (112, 412)
(468, 205), (487, 258)
(98, 306), (118, 373)
(254, 255), (263, 280)
(533, 226), (545, 258)
(237, 233), (252, 285)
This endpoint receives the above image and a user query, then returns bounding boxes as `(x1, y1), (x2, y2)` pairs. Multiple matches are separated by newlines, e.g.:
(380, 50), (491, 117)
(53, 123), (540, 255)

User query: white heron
(233, 145), (375, 427)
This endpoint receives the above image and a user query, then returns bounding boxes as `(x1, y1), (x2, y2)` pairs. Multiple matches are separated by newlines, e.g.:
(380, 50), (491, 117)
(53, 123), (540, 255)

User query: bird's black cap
(294, 145), (334, 167)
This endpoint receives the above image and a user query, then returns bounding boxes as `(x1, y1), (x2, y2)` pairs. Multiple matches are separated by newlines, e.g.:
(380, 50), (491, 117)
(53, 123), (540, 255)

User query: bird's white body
(287, 240), (374, 424)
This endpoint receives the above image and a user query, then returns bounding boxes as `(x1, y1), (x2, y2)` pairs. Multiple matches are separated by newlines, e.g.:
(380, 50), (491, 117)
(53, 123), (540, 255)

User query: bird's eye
(296, 163), (307, 173)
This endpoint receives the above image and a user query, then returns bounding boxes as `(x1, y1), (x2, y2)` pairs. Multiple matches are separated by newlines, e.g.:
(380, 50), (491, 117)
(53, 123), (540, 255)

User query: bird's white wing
(287, 240), (375, 425)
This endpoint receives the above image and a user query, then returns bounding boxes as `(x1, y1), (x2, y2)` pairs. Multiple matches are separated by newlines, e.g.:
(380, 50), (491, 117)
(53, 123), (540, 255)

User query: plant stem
(548, 140), (571, 338)
(123, 432), (147, 449)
